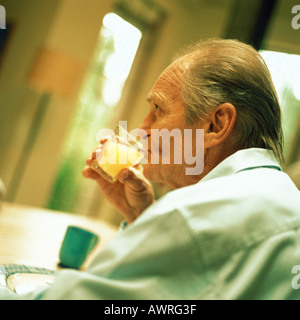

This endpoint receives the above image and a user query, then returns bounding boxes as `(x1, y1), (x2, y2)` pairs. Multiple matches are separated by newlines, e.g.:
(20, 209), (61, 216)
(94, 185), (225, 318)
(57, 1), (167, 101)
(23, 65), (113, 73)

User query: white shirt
(1, 148), (300, 300)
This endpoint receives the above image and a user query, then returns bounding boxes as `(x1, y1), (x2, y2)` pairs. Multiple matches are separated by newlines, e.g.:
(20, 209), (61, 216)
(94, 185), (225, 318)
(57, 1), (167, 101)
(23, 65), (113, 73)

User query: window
(48, 13), (142, 212)
(259, 50), (300, 163)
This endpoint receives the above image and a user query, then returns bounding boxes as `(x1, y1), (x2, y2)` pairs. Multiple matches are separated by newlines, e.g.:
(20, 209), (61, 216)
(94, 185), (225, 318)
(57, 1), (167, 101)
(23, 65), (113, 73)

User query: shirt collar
(200, 148), (281, 183)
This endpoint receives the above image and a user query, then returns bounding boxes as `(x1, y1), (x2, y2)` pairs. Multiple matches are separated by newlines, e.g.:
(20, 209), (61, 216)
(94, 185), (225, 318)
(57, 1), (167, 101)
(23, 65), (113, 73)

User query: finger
(82, 166), (99, 179)
(118, 168), (129, 182)
(118, 167), (147, 191)
(86, 155), (94, 166)
(89, 144), (104, 164)
(82, 166), (110, 187)
(99, 137), (110, 144)
(83, 165), (112, 184)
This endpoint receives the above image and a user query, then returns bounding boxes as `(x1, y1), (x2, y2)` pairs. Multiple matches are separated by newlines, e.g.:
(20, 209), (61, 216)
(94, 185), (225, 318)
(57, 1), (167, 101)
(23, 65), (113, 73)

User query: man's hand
(82, 140), (155, 223)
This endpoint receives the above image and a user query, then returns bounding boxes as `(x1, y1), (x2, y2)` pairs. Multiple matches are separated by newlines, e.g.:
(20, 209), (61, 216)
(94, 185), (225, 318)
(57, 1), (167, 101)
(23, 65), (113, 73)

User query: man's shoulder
(160, 165), (300, 214)
(147, 167), (300, 265)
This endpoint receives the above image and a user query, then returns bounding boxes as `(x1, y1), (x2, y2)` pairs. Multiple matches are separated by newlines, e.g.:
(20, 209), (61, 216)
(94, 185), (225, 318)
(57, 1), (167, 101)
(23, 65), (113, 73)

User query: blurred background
(0, 0), (299, 226)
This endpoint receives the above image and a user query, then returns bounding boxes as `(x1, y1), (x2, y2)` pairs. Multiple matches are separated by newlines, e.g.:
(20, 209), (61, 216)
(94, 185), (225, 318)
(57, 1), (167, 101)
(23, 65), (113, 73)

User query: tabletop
(0, 201), (118, 271)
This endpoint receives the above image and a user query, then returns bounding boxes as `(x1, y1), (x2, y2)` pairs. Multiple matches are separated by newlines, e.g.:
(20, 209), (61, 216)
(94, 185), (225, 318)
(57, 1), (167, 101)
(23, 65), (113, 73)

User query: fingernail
(120, 169), (129, 179)
(86, 156), (92, 164)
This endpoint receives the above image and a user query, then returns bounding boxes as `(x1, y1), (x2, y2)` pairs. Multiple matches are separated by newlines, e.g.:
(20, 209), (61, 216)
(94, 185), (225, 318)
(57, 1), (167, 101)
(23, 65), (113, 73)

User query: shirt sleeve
(0, 286), (15, 299)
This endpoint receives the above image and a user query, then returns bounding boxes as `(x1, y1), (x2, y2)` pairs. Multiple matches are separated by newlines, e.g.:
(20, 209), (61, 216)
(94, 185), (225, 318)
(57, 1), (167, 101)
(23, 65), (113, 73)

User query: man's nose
(139, 112), (152, 136)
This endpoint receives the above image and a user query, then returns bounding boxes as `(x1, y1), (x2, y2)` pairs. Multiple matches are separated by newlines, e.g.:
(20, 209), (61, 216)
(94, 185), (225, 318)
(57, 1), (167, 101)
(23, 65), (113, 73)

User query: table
(0, 202), (118, 270)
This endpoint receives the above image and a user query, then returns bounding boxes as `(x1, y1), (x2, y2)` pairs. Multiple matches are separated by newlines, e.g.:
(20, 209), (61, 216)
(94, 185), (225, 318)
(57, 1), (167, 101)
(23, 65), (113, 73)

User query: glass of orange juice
(91, 124), (145, 183)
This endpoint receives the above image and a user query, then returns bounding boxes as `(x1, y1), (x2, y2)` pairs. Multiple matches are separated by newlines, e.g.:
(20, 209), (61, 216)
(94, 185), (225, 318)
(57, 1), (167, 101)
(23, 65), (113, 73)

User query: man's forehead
(146, 68), (185, 104)
(146, 57), (191, 103)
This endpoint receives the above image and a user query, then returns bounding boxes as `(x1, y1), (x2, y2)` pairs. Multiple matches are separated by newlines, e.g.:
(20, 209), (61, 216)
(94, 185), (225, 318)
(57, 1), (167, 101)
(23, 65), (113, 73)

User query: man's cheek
(148, 137), (161, 164)
(183, 129), (205, 176)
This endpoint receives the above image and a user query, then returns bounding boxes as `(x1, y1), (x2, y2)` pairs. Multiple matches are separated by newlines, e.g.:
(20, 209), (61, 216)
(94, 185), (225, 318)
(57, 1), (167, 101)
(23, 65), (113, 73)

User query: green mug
(58, 226), (99, 269)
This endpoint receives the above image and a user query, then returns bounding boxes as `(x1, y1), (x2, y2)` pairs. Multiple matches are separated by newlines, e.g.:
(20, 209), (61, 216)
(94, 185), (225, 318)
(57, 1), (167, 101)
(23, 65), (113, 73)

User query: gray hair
(177, 39), (284, 164)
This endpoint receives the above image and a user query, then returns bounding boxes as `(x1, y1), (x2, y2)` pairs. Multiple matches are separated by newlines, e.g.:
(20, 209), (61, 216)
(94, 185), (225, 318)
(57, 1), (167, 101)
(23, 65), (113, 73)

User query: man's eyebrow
(146, 93), (165, 104)
(146, 93), (155, 102)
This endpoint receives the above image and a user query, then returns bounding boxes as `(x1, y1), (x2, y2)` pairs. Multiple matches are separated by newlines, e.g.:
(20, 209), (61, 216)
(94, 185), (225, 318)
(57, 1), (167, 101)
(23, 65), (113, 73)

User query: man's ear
(204, 103), (237, 148)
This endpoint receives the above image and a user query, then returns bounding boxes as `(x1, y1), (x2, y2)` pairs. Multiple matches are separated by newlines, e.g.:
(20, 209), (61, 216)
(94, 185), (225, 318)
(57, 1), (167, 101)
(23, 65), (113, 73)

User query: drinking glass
(91, 124), (145, 183)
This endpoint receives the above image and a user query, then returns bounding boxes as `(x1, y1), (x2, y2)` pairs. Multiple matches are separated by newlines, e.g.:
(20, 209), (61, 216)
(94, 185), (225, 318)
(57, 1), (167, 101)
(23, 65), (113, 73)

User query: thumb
(118, 167), (148, 191)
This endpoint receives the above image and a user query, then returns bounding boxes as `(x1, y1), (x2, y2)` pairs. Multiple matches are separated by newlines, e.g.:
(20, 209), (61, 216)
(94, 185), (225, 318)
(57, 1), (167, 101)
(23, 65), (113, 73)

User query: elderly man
(2, 39), (300, 300)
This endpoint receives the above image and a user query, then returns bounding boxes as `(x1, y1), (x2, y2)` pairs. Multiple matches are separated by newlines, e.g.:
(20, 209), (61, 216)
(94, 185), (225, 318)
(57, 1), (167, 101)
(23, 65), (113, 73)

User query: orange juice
(91, 140), (143, 183)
